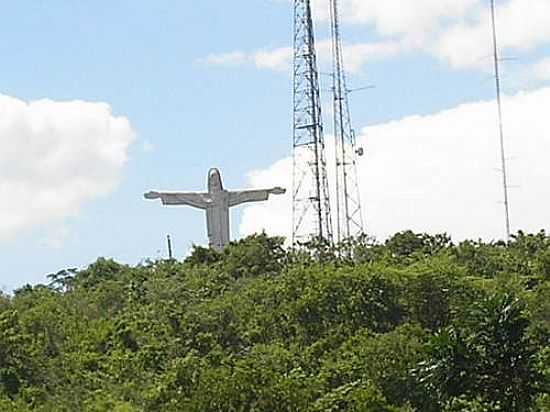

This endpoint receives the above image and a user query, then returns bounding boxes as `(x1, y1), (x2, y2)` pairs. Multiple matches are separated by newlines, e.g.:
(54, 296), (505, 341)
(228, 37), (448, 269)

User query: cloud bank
(200, 40), (400, 74)
(0, 94), (135, 241)
(239, 87), (550, 242)
(205, 0), (550, 76)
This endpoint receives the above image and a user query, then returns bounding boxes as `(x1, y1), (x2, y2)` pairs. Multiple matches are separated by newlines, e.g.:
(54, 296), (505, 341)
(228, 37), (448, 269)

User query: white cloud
(329, 0), (550, 71)
(210, 0), (550, 75)
(239, 87), (550, 242)
(494, 0), (550, 51)
(434, 0), (550, 70)
(239, 157), (293, 239)
(312, 0), (479, 37)
(315, 0), (550, 71)
(0, 94), (135, 241)
(254, 47), (293, 71)
(200, 40), (400, 74)
(316, 39), (403, 73)
(200, 48), (292, 72)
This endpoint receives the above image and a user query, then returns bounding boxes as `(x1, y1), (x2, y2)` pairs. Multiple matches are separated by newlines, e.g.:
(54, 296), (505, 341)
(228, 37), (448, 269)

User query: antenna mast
(166, 234), (173, 260)
(330, 0), (365, 243)
(292, 0), (333, 245)
(490, 0), (511, 240)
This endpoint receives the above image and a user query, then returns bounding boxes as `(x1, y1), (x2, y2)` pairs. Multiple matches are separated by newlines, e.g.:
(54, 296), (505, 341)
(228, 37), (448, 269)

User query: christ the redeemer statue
(144, 168), (285, 251)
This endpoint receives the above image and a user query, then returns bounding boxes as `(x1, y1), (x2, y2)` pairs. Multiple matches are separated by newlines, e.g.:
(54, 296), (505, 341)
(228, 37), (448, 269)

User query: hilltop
(1, 232), (549, 411)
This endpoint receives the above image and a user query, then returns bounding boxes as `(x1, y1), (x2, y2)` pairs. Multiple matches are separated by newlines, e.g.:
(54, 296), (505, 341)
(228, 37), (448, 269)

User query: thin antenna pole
(490, 0), (511, 241)
(167, 235), (173, 260)
(330, 0), (365, 243)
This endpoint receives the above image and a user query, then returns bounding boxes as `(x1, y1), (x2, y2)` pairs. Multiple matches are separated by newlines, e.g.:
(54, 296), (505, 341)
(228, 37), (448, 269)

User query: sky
(1, 0), (550, 291)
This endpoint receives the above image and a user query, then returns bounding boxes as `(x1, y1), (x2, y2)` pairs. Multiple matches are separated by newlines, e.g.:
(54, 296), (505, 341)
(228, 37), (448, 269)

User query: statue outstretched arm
(228, 187), (286, 207)
(144, 191), (212, 209)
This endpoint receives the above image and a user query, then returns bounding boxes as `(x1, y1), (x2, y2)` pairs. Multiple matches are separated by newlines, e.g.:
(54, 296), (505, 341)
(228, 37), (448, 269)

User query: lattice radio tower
(330, 0), (365, 243)
(292, 0), (333, 246)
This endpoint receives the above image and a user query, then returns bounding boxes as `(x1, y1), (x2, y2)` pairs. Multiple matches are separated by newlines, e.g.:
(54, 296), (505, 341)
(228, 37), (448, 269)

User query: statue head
(208, 168), (224, 193)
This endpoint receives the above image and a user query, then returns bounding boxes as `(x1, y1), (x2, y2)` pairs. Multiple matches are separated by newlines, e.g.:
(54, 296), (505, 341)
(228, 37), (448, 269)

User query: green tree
(418, 293), (542, 410)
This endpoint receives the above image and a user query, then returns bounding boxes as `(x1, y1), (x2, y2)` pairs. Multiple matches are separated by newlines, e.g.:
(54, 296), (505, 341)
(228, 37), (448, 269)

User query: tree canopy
(1, 231), (549, 411)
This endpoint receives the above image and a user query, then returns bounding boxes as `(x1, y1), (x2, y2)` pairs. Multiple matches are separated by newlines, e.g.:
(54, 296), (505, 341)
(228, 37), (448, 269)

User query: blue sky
(2, 0), (550, 291)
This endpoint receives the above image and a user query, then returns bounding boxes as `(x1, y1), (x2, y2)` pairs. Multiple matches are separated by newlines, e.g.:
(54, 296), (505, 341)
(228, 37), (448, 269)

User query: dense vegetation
(1, 231), (549, 411)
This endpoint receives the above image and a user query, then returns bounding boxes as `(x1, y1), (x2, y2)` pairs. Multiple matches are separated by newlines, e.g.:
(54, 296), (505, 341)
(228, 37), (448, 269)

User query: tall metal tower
(292, 0), (333, 245)
(490, 0), (511, 240)
(330, 0), (365, 243)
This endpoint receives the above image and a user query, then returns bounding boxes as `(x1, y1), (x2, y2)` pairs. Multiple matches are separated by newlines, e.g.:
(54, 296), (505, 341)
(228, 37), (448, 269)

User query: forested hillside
(1, 231), (549, 411)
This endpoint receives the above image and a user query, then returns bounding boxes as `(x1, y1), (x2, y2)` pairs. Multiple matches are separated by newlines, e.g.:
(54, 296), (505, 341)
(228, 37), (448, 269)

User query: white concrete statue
(144, 168), (285, 251)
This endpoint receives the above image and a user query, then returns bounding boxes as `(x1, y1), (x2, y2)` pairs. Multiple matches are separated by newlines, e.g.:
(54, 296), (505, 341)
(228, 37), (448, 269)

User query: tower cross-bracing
(330, 0), (365, 242)
(292, 0), (333, 246)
